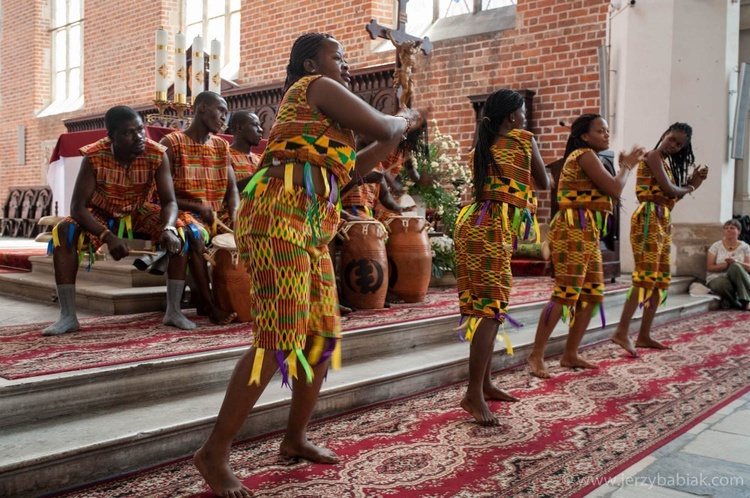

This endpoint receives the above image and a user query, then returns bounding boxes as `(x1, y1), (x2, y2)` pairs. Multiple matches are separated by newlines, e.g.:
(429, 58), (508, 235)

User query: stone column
(608, 0), (740, 279)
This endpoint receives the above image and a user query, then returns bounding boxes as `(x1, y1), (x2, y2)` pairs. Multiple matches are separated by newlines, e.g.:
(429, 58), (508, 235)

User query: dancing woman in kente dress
(454, 89), (549, 426)
(611, 122), (708, 356)
(194, 33), (425, 497)
(527, 114), (644, 378)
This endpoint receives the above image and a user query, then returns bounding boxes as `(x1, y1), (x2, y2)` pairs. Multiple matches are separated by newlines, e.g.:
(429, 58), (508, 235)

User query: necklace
(723, 240), (740, 251)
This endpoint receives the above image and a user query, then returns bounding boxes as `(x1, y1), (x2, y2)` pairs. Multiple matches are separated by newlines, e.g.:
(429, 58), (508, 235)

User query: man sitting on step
(44, 106), (183, 336)
(159, 91), (239, 327)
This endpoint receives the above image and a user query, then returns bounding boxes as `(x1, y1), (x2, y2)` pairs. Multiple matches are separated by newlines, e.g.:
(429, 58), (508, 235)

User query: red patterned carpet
(54, 310), (749, 498)
(0, 277), (629, 380)
(0, 247), (46, 272)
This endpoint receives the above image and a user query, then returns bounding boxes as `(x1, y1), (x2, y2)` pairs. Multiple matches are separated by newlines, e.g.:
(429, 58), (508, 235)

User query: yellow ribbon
(52, 225), (60, 248)
(307, 336), (325, 366)
(501, 325), (514, 355)
(322, 170), (330, 199)
(332, 339), (342, 370)
(287, 350), (298, 380)
(284, 163), (294, 193)
(248, 348), (265, 386)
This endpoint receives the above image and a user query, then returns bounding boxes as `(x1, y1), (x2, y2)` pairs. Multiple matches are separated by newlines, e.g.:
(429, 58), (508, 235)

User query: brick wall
(1, 0), (606, 223)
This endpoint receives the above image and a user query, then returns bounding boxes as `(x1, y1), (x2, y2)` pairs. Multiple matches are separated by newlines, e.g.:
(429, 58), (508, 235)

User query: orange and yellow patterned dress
(629, 156), (679, 306)
(234, 74), (357, 386)
(454, 129), (538, 345)
(547, 147), (613, 323)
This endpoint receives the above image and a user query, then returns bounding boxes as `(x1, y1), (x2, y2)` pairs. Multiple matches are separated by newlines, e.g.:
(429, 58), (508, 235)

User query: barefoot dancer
(611, 122), (708, 356)
(43, 106), (183, 335)
(527, 114), (644, 378)
(454, 89), (549, 426)
(194, 33), (424, 497)
(160, 91), (239, 327)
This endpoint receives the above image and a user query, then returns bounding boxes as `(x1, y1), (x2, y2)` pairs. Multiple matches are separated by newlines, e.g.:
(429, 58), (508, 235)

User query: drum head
(211, 233), (237, 250)
(397, 194), (419, 217)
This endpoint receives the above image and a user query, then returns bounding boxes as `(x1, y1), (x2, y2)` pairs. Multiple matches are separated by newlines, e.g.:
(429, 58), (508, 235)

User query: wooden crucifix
(366, 0), (433, 108)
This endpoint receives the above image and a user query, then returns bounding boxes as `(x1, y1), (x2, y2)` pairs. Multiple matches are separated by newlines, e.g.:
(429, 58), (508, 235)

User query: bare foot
(527, 354), (551, 379)
(743, 301), (750, 311)
(610, 333), (639, 358)
(560, 356), (599, 370)
(483, 385), (519, 402)
(279, 438), (339, 463)
(194, 446), (251, 498)
(635, 337), (671, 350)
(460, 395), (499, 426)
(210, 309), (238, 326)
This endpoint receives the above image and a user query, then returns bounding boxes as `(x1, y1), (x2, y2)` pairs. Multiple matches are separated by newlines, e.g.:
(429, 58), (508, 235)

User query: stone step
(28, 254), (167, 287)
(0, 282), (715, 498)
(0, 276), (668, 430)
(0, 269), (169, 314)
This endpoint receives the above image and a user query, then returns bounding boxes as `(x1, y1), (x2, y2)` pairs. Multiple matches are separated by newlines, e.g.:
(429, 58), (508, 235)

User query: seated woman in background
(705, 218), (750, 310)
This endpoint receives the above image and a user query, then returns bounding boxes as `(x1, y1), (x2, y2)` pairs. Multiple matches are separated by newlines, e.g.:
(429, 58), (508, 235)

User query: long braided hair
(283, 33), (334, 94)
(654, 122), (694, 187)
(563, 113), (602, 162)
(472, 89), (525, 199)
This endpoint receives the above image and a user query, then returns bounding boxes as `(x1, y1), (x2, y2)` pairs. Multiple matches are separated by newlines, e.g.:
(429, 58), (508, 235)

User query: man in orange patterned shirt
(227, 110), (263, 190)
(43, 106), (183, 336)
(160, 91), (239, 327)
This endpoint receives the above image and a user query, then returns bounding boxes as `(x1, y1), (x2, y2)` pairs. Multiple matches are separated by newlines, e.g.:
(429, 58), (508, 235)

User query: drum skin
(210, 235), (253, 323)
(340, 221), (388, 310)
(386, 216), (432, 303)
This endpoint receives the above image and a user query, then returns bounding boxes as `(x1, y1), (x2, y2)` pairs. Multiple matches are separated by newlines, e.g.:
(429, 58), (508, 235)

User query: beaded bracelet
(99, 228), (112, 241)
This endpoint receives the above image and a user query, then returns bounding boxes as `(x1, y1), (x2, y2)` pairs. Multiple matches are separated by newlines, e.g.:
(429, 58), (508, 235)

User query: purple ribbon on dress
(277, 350), (290, 389)
(544, 300), (555, 325)
(579, 208), (586, 230)
(599, 303), (606, 329)
(475, 200), (491, 226)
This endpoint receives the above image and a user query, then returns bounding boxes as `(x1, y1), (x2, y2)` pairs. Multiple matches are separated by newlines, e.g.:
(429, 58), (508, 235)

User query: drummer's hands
(362, 170), (384, 184)
(399, 205), (417, 214)
(105, 235), (130, 261)
(159, 230), (182, 254)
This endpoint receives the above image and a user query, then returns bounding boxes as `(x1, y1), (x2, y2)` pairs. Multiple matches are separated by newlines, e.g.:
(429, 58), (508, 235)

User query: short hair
(193, 91), (224, 110)
(104, 106), (140, 135)
(227, 110), (257, 135)
(724, 219), (742, 230)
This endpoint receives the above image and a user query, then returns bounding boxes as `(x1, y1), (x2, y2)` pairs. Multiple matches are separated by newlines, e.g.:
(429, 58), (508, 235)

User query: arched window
(40, 0), (84, 116)
(404, 0), (515, 41)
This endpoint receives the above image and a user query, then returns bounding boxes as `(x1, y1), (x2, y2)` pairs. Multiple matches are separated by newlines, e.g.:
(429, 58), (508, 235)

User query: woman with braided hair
(527, 114), (645, 379)
(453, 89), (549, 426)
(611, 122), (708, 356)
(194, 32), (425, 496)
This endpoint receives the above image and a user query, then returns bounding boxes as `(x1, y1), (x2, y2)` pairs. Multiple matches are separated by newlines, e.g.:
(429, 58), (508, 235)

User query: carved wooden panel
(64, 64), (397, 135)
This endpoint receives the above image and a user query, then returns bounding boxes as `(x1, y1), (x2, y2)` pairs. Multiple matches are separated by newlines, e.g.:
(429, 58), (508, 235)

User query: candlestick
(209, 39), (221, 94)
(191, 35), (204, 104)
(174, 33), (187, 105)
(155, 28), (168, 102)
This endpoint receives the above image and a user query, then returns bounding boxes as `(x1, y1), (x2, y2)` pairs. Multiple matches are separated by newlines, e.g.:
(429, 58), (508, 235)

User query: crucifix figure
(366, 0), (433, 108)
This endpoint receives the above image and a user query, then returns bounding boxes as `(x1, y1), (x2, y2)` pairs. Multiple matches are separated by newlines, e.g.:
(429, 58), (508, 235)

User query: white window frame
(39, 0), (84, 117)
(403, 0), (516, 42)
(184, 0), (240, 81)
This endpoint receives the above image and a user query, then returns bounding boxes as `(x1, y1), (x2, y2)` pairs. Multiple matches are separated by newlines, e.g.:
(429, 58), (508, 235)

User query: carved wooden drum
(385, 216), (432, 303)
(338, 220), (388, 310)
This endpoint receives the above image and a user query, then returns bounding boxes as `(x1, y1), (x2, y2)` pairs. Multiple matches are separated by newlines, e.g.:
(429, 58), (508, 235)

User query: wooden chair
(23, 187), (53, 238)
(10, 188), (38, 237)
(0, 188), (23, 236)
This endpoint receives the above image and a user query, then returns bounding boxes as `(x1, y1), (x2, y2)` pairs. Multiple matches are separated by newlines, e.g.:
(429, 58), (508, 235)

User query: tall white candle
(174, 33), (187, 105)
(209, 39), (221, 94)
(155, 28), (168, 101)
(191, 35), (204, 104)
